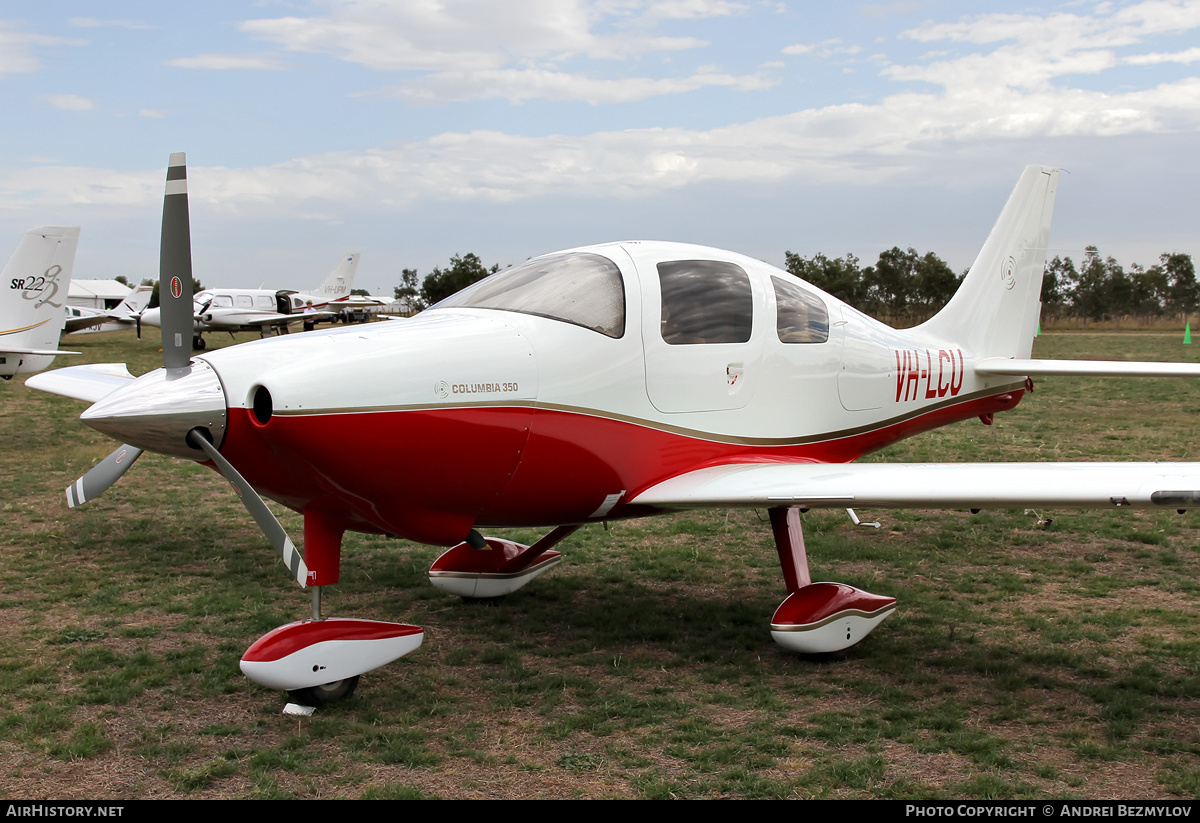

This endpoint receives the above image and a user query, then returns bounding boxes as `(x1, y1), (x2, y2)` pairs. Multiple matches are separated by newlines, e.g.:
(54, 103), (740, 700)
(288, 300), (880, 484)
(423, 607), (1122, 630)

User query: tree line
(395, 246), (1198, 325)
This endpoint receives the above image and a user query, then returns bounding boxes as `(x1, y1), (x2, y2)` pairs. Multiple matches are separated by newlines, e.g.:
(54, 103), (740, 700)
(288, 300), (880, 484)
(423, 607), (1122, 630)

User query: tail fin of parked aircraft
(915, 166), (1058, 360)
(315, 253), (360, 298)
(0, 226), (81, 378)
(113, 283), (153, 319)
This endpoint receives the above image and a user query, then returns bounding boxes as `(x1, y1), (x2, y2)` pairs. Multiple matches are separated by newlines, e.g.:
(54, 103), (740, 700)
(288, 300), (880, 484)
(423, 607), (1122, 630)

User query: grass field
(3, 329), (1200, 799)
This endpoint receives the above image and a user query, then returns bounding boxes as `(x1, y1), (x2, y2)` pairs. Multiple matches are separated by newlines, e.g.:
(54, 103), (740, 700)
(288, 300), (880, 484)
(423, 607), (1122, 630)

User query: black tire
(192, 336), (206, 350)
(287, 675), (360, 706)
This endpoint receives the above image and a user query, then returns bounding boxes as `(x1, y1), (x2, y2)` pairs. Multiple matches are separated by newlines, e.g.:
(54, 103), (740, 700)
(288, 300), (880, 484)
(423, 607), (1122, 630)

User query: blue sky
(1, 0), (1198, 295)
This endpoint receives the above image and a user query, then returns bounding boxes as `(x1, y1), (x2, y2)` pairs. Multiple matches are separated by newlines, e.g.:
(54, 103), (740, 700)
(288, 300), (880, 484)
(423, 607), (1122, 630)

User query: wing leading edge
(630, 462), (1200, 511)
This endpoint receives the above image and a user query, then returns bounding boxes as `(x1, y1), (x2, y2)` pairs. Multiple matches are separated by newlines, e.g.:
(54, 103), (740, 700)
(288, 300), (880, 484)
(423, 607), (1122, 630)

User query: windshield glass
(433, 252), (625, 338)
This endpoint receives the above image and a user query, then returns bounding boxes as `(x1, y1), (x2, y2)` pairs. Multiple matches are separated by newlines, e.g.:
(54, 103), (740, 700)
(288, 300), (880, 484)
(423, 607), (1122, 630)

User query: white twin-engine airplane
(1, 226), (81, 379)
(26, 155), (1200, 708)
(137, 252), (363, 350)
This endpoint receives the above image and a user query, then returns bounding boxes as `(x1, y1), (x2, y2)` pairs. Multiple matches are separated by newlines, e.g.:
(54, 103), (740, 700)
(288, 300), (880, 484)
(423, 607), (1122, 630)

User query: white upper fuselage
(207, 241), (1017, 442)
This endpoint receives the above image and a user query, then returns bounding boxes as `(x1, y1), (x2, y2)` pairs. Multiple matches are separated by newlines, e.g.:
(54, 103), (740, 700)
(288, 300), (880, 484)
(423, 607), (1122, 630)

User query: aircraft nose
(80, 359), (227, 459)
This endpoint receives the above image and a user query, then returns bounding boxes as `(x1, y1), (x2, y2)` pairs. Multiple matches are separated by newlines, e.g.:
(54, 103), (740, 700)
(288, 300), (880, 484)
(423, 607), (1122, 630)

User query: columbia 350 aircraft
(26, 155), (1200, 707)
(137, 253), (363, 350)
(2, 226), (81, 379)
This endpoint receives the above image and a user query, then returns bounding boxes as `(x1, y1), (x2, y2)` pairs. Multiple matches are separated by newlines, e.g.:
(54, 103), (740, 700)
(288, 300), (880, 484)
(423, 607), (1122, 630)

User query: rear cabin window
(771, 276), (829, 343)
(658, 260), (753, 345)
(433, 252), (625, 338)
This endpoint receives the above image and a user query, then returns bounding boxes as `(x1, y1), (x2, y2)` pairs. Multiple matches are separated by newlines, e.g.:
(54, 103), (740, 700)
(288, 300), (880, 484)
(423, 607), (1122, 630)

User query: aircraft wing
(630, 462), (1200, 511)
(64, 314), (112, 333)
(25, 362), (136, 403)
(243, 311), (335, 328)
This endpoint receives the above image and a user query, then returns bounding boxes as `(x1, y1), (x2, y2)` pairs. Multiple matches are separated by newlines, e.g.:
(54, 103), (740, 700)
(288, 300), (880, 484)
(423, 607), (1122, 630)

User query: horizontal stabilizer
(25, 362), (136, 403)
(632, 462), (1200, 511)
(4, 347), (81, 357)
(976, 358), (1200, 378)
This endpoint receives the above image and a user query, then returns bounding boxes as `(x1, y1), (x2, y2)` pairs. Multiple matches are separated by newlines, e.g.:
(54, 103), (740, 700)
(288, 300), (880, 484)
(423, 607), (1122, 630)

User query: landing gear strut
(768, 506), (896, 655)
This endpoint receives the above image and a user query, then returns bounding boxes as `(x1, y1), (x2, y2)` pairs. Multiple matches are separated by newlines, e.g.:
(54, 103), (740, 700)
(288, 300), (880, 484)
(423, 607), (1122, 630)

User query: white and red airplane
(26, 155), (1200, 707)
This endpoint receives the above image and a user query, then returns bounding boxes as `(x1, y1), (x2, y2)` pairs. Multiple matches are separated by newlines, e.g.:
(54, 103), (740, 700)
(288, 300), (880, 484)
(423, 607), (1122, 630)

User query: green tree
(912, 251), (960, 313)
(1128, 262), (1167, 316)
(862, 246), (914, 316)
(1162, 252), (1199, 317)
(419, 253), (499, 306)
(784, 251), (864, 306)
(859, 247), (957, 320)
(393, 267), (421, 312)
(1042, 256), (1075, 314)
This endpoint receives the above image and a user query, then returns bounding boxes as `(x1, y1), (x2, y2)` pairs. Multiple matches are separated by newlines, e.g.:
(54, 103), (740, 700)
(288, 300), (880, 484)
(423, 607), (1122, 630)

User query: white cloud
(887, 1), (1200, 96)
(69, 17), (155, 30)
(3, 1), (1200, 219)
(139, 108), (169, 119)
(1126, 46), (1200, 64)
(238, 0), (754, 102)
(782, 38), (862, 58)
(383, 66), (775, 104)
(635, 0), (750, 21)
(0, 165), (159, 209)
(166, 53), (289, 70)
(0, 21), (84, 74)
(44, 94), (97, 111)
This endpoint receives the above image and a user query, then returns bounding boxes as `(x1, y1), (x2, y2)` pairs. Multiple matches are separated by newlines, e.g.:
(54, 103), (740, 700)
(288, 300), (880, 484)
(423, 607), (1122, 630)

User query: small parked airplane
(1, 226), (81, 379)
(27, 156), (1200, 708)
(137, 253), (364, 349)
(64, 284), (154, 333)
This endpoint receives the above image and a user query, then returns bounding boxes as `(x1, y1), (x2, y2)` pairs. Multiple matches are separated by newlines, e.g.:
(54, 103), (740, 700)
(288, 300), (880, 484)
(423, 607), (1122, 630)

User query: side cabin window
(236, 294), (253, 308)
(212, 295), (234, 308)
(771, 276), (829, 344)
(433, 252), (625, 338)
(658, 260), (753, 345)
(257, 295), (274, 309)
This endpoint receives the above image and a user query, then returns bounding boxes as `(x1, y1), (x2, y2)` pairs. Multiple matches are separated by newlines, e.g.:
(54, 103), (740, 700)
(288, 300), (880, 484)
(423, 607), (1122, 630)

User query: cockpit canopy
(432, 252), (626, 338)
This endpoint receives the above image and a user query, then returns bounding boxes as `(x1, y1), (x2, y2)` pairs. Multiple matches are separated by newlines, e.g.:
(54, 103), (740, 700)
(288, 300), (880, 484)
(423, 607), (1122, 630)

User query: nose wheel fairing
(240, 618), (424, 692)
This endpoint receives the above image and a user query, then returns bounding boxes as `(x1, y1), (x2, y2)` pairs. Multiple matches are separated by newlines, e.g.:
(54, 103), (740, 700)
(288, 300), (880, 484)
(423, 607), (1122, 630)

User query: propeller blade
(160, 152), (194, 374)
(185, 429), (309, 588)
(65, 445), (143, 508)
